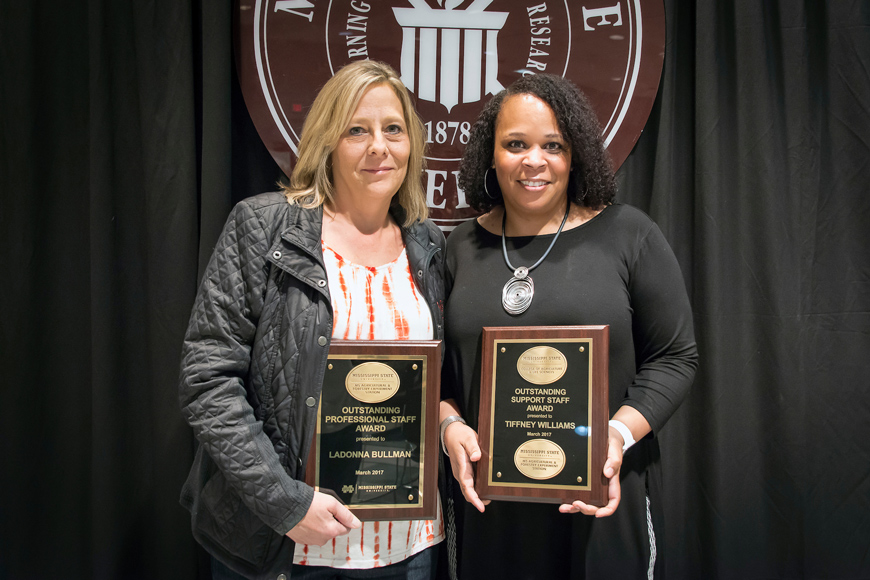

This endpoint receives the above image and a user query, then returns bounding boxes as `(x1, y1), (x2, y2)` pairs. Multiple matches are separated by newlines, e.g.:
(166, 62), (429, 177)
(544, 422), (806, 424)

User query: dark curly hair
(458, 74), (616, 212)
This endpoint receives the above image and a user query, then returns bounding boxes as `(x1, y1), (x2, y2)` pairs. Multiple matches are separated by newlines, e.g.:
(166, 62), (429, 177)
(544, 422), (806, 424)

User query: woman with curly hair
(438, 74), (697, 578)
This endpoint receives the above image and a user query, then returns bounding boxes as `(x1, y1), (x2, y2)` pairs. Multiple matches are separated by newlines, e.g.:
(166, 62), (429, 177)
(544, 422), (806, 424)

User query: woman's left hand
(558, 426), (623, 517)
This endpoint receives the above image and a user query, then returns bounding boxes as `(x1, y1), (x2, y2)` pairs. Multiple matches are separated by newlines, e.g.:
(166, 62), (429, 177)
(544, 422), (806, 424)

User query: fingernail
(352, 517), (362, 528)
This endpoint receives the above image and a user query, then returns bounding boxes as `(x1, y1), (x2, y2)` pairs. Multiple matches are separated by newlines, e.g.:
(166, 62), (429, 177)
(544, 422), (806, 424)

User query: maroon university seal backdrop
(235, 0), (664, 231)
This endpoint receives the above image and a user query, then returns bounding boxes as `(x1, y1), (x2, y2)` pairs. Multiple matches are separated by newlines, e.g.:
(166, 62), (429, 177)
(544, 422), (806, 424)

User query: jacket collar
(280, 202), (431, 253)
(278, 201), (435, 271)
(392, 205), (428, 254)
(280, 202), (324, 258)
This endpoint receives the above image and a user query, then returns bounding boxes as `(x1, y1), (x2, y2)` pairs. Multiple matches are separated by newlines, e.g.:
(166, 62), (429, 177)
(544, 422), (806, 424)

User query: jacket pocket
(195, 468), (277, 569)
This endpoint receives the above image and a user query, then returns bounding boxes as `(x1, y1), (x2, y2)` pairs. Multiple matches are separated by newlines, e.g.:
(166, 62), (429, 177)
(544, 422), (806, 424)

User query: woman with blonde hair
(179, 60), (446, 580)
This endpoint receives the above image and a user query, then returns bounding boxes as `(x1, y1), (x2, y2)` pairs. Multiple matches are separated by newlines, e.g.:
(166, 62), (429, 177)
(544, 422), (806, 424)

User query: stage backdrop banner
(234, 0), (665, 231)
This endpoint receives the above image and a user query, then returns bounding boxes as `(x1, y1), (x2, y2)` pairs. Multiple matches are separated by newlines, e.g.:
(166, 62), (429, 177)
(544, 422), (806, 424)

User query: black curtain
(1, 1), (867, 579)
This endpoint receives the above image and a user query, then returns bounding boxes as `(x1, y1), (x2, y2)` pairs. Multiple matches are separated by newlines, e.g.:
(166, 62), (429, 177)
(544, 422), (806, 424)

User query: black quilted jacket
(179, 192), (447, 578)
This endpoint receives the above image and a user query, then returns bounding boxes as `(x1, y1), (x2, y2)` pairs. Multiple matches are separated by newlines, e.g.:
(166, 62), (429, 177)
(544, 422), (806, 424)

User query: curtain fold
(617, 2), (870, 578)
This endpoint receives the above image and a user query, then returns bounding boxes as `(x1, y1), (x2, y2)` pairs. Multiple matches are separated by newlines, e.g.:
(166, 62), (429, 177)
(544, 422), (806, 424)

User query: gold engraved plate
(513, 439), (567, 480)
(516, 346), (568, 385)
(345, 362), (401, 404)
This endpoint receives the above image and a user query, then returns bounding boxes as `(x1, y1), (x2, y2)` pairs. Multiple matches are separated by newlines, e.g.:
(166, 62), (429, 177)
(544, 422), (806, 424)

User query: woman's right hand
(443, 422), (489, 513)
(285, 490), (362, 546)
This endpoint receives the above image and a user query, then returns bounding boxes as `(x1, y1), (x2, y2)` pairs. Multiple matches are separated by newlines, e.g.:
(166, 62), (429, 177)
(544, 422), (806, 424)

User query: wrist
(440, 415), (467, 456)
(608, 419), (636, 452)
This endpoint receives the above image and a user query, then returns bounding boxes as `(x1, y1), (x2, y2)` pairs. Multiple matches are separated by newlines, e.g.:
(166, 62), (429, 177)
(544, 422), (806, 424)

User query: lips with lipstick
(519, 180), (549, 189)
(363, 166), (394, 175)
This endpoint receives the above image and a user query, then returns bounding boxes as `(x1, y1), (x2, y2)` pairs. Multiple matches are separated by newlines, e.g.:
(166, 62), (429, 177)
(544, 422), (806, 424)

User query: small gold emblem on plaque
(516, 346), (568, 385)
(345, 362), (401, 404)
(513, 439), (567, 480)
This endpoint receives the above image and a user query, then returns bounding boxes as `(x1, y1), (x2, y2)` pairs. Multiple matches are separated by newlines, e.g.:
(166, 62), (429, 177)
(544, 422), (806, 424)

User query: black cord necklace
(501, 199), (571, 315)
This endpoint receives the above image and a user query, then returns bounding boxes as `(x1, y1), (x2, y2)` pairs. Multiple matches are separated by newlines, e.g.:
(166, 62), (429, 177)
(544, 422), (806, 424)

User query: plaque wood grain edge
(304, 339), (441, 521)
(475, 326), (609, 506)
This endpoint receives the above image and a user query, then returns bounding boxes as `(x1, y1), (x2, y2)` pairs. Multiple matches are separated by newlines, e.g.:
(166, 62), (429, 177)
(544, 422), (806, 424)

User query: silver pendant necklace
(501, 200), (571, 315)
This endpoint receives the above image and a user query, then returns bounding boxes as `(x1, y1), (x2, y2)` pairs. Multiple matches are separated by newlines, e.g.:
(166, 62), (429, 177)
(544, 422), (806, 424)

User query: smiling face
(493, 93), (572, 225)
(330, 83), (411, 207)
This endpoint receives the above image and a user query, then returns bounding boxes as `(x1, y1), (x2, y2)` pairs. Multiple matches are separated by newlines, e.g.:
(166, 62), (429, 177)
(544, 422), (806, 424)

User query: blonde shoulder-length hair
(282, 60), (428, 226)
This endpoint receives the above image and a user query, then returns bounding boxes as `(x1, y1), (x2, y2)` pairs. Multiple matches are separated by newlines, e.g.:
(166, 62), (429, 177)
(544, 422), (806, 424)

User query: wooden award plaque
(475, 326), (609, 506)
(304, 340), (441, 521)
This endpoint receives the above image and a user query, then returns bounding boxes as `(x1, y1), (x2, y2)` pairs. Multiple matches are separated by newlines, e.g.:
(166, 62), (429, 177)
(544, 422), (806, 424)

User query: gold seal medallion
(513, 439), (567, 480)
(516, 346), (568, 385)
(345, 362), (401, 404)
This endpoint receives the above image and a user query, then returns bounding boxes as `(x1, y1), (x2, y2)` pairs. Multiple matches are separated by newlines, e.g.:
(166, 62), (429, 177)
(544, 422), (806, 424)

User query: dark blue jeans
(211, 545), (436, 580)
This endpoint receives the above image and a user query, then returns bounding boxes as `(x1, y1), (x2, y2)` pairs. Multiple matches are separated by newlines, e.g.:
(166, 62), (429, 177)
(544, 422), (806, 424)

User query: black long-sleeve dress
(442, 203), (698, 579)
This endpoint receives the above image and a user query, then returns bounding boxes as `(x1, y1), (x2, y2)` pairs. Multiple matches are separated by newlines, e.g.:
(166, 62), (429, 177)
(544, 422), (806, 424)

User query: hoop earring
(484, 168), (499, 200)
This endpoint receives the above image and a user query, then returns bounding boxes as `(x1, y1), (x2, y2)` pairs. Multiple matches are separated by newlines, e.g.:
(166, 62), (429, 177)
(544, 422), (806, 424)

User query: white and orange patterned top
(293, 242), (445, 568)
